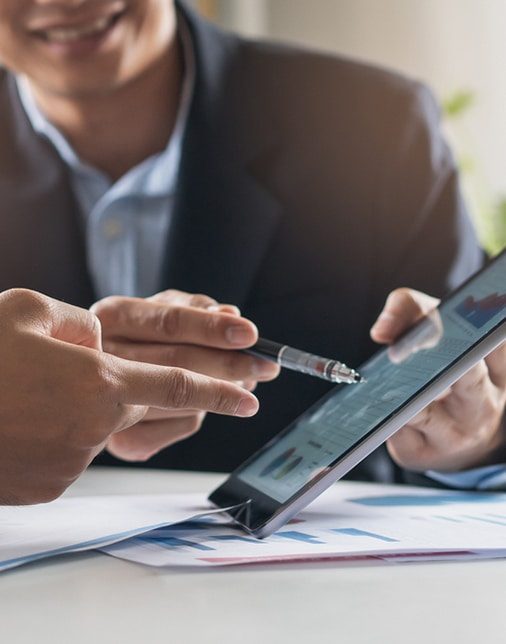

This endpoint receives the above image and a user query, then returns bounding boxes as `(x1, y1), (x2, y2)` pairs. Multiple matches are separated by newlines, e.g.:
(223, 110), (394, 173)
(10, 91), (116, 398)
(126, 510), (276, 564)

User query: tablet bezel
(209, 253), (506, 538)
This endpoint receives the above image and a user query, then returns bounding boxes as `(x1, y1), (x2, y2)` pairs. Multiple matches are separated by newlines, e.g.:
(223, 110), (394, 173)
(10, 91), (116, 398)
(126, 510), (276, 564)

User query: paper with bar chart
(101, 481), (506, 567)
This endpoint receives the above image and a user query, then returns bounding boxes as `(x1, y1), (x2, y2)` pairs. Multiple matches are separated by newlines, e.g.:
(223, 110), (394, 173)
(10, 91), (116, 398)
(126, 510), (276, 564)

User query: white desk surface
(2, 467), (506, 644)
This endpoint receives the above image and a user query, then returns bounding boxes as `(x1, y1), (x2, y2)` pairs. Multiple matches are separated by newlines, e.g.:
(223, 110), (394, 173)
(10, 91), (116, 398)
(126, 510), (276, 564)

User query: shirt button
(103, 219), (123, 240)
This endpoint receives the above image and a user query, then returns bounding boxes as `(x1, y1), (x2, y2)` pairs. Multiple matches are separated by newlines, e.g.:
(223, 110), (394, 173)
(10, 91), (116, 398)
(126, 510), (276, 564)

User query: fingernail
(237, 396), (259, 417)
(207, 305), (221, 312)
(221, 305), (241, 316)
(371, 312), (396, 335)
(375, 312), (395, 326)
(226, 325), (254, 346)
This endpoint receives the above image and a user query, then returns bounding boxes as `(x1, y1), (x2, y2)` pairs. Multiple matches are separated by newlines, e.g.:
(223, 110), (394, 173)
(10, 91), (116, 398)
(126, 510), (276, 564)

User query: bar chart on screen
(237, 253), (505, 504)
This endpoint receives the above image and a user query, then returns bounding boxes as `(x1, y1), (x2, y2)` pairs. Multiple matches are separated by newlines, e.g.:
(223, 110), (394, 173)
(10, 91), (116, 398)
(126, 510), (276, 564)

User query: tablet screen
(237, 254), (506, 503)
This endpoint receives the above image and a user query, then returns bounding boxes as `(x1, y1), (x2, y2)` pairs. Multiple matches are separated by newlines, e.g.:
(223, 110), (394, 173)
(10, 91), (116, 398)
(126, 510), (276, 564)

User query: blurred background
(190, 0), (506, 255)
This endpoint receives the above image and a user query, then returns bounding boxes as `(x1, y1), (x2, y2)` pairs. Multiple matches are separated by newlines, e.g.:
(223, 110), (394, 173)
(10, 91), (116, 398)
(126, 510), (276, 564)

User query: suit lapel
(163, 3), (282, 308)
(0, 74), (95, 307)
(165, 149), (281, 307)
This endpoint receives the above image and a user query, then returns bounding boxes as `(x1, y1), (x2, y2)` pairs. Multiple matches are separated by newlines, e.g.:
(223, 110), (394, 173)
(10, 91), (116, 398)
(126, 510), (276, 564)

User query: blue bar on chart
(275, 531), (324, 545)
(349, 493), (506, 507)
(330, 528), (398, 543)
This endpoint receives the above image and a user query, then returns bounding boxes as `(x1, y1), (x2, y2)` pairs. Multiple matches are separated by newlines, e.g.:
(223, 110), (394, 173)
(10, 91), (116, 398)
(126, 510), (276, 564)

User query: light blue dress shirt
(427, 464), (506, 491)
(14, 34), (505, 491)
(16, 27), (195, 300)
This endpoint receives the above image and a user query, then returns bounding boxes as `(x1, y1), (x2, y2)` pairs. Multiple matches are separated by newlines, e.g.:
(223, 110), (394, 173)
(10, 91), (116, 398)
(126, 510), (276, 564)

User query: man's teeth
(44, 16), (114, 43)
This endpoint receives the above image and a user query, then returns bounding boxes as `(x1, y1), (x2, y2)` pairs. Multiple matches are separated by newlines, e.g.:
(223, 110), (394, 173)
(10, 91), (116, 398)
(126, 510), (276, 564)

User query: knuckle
(474, 363), (490, 383)
(473, 399), (501, 438)
(202, 310), (222, 340)
(159, 306), (183, 338)
(190, 293), (217, 309)
(82, 354), (118, 403)
(2, 288), (51, 319)
(150, 289), (181, 304)
(211, 384), (237, 415)
(166, 369), (194, 409)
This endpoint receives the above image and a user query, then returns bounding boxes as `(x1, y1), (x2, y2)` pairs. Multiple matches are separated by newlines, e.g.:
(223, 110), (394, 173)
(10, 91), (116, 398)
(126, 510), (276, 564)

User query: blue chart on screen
(236, 254), (506, 505)
(455, 293), (506, 328)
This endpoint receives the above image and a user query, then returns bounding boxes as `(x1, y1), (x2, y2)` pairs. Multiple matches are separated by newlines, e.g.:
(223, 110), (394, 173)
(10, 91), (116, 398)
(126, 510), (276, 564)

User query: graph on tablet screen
(238, 256), (506, 503)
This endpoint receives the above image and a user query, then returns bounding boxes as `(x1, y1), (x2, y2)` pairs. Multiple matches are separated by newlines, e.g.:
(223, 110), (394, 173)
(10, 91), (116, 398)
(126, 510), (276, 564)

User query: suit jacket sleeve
(369, 81), (484, 316)
(365, 81), (486, 487)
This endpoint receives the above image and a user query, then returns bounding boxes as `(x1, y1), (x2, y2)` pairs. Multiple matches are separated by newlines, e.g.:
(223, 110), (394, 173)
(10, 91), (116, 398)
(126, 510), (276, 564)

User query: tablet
(209, 250), (506, 537)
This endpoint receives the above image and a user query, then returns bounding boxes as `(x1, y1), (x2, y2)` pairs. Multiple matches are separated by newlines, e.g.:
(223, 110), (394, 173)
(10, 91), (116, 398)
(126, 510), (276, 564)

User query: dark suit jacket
(0, 2), (483, 481)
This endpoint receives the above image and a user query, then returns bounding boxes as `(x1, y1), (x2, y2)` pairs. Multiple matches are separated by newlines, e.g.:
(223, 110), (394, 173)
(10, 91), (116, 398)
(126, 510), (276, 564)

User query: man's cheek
(0, 37), (26, 74)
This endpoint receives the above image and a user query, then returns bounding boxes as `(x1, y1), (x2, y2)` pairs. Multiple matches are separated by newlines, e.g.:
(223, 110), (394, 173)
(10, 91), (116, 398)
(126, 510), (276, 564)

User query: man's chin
(33, 72), (130, 101)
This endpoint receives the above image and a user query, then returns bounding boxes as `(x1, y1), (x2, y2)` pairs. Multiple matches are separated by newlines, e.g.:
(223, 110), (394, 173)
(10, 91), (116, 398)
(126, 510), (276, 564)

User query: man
(0, 288), (260, 504)
(0, 0), (503, 483)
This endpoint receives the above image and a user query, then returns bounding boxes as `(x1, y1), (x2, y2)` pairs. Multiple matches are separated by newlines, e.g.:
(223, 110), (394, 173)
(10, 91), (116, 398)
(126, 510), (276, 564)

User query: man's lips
(33, 15), (120, 44)
(28, 3), (127, 44)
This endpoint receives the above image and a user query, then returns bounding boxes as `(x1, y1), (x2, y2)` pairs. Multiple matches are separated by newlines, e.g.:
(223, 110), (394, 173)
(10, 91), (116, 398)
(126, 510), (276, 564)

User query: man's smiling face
(0, 0), (176, 97)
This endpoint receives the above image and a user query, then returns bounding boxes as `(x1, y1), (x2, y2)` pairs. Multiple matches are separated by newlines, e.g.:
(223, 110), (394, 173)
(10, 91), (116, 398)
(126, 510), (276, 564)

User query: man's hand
(91, 290), (279, 461)
(371, 288), (506, 472)
(0, 290), (259, 504)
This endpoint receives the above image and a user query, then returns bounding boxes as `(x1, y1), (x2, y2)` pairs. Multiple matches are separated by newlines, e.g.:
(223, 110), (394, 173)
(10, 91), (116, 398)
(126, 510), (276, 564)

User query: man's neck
(29, 38), (183, 182)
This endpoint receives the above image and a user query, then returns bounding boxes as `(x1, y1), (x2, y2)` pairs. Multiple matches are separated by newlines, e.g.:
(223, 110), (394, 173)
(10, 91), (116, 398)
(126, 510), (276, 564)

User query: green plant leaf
(442, 90), (475, 118)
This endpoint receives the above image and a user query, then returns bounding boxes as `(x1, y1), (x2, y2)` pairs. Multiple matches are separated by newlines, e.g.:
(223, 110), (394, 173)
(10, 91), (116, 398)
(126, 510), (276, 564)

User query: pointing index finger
(111, 355), (260, 417)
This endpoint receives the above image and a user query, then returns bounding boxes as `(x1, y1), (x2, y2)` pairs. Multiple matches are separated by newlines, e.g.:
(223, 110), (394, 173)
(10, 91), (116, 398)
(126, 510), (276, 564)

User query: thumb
(48, 299), (103, 351)
(2, 288), (103, 351)
(371, 288), (439, 344)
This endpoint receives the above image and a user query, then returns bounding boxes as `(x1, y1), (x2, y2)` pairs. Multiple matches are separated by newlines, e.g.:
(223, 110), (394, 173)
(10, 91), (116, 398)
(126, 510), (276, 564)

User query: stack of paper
(0, 493), (221, 572)
(3, 481), (506, 572)
(100, 482), (506, 567)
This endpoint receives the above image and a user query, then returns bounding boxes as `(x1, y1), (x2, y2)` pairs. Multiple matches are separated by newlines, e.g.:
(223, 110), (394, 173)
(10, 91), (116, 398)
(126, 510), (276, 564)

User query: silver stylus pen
(245, 338), (365, 384)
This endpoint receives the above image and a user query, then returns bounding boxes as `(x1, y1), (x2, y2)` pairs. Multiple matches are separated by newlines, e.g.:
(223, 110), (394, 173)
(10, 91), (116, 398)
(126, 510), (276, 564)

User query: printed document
(101, 482), (506, 567)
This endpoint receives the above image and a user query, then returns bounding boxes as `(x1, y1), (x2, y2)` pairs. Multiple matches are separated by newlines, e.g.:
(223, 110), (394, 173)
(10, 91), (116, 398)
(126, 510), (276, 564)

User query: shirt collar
(16, 15), (195, 199)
